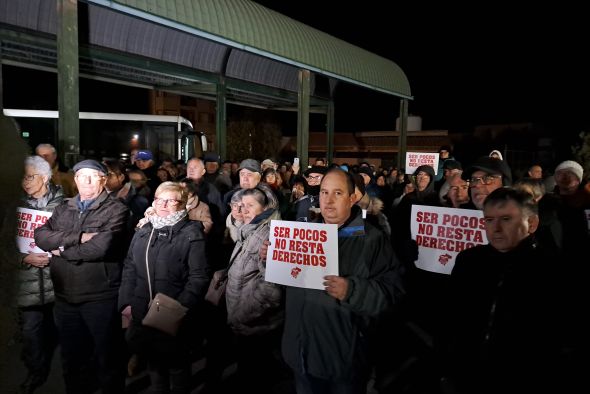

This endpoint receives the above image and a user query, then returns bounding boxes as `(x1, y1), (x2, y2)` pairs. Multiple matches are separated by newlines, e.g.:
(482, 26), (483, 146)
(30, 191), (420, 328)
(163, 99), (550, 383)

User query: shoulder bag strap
(145, 227), (155, 300)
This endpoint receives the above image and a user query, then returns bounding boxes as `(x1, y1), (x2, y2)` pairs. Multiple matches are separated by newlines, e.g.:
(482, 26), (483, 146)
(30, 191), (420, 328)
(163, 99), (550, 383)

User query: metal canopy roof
(0, 0), (412, 110)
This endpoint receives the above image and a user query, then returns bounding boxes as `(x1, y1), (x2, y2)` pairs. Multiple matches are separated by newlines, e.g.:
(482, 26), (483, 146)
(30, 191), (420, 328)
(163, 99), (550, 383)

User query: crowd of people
(12, 142), (590, 394)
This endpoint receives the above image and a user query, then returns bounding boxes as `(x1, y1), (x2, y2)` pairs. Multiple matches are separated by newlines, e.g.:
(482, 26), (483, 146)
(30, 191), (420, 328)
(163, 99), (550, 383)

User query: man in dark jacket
(35, 159), (129, 394)
(443, 188), (561, 394)
(281, 168), (404, 393)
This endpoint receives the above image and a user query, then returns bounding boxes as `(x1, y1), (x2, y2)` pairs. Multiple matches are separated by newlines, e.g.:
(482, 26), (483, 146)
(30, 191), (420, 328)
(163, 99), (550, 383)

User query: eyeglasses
(154, 197), (181, 207)
(307, 175), (322, 180)
(23, 174), (41, 182)
(75, 174), (105, 181)
(469, 175), (501, 187)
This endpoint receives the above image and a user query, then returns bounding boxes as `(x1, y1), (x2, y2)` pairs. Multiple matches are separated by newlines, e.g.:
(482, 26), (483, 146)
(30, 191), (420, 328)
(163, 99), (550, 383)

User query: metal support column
(57, 0), (80, 167)
(397, 99), (408, 170)
(297, 69), (310, 169)
(216, 77), (227, 160)
(326, 100), (335, 165)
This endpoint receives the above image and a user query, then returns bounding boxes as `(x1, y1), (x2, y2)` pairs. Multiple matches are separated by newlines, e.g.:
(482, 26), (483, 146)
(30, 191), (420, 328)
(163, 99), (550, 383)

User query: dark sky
(255, 2), (590, 136)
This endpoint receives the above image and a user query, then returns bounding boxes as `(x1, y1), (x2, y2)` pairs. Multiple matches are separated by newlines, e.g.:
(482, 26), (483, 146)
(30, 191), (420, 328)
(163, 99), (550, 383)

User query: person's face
(135, 159), (152, 170)
(443, 168), (460, 180)
(315, 159), (325, 167)
(554, 170), (580, 195)
(154, 190), (182, 217)
(222, 162), (232, 174)
(439, 150), (449, 159)
(360, 173), (371, 186)
(447, 177), (469, 207)
(230, 201), (244, 222)
(241, 194), (264, 224)
(319, 172), (354, 226)
(415, 171), (431, 191)
(128, 173), (146, 188)
(22, 165), (49, 198)
(187, 159), (206, 181)
(36, 147), (57, 167)
(74, 169), (106, 201)
(239, 169), (261, 189)
(231, 163), (239, 173)
(306, 172), (323, 187)
(469, 170), (504, 210)
(528, 165), (542, 179)
(292, 183), (305, 199)
(376, 176), (386, 187)
(105, 170), (125, 192)
(484, 200), (538, 253)
(265, 172), (277, 184)
(205, 161), (219, 174)
(157, 169), (170, 182)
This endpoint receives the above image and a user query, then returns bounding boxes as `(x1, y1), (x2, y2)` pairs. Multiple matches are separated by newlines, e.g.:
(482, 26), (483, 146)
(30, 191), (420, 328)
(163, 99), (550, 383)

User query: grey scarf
(148, 209), (187, 229)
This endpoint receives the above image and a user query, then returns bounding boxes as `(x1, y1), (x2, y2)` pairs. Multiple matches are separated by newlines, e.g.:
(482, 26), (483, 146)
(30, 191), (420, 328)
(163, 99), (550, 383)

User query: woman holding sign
(225, 183), (287, 393)
(17, 155), (63, 394)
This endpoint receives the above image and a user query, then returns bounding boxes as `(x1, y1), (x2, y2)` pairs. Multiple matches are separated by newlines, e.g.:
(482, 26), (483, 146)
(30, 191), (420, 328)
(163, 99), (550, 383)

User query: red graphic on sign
(291, 267), (302, 278)
(29, 242), (36, 249)
(438, 254), (452, 265)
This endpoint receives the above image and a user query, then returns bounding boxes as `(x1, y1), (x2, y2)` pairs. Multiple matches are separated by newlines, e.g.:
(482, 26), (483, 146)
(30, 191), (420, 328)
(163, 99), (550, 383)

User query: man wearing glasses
(35, 159), (129, 394)
(462, 156), (513, 210)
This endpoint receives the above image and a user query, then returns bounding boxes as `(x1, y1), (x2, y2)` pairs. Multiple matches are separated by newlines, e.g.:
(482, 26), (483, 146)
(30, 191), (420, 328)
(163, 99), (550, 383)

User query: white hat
(555, 160), (583, 181)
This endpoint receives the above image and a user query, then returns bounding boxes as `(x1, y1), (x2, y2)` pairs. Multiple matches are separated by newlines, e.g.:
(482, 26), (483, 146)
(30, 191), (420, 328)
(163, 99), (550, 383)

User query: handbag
(204, 234), (250, 306)
(141, 228), (188, 336)
(204, 268), (228, 306)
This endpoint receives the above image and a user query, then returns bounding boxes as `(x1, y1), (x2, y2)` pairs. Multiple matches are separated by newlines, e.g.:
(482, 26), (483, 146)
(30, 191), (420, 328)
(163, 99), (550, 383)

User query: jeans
(20, 303), (58, 383)
(53, 298), (125, 394)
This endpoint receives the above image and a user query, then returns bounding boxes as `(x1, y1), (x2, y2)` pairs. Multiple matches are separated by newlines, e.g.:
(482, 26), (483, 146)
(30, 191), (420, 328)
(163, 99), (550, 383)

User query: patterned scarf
(147, 209), (187, 229)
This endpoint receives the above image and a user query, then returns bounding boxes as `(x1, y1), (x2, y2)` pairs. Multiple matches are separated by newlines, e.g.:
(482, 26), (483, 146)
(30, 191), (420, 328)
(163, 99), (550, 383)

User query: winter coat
(118, 218), (209, 322)
(225, 209), (284, 336)
(35, 190), (129, 303)
(17, 183), (64, 307)
(282, 206), (404, 381)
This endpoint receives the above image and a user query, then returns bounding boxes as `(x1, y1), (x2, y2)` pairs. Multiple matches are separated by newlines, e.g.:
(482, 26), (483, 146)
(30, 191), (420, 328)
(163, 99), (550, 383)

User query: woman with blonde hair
(119, 181), (209, 394)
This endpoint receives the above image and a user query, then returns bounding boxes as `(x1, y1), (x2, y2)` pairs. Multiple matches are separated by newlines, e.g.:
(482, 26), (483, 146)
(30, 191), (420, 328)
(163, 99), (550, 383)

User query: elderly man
(222, 159), (263, 215)
(444, 188), (560, 394)
(281, 168), (404, 393)
(35, 159), (129, 394)
(292, 165), (327, 222)
(462, 156), (512, 210)
(35, 143), (77, 197)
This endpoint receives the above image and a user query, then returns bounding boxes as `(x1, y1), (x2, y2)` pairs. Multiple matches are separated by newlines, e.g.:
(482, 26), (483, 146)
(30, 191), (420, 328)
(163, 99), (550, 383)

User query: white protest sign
(411, 206), (487, 274)
(266, 220), (338, 289)
(405, 152), (440, 175)
(16, 207), (52, 254)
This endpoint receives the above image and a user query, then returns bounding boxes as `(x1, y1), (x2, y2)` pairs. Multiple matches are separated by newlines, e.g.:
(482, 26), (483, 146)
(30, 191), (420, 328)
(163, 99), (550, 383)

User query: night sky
(255, 2), (590, 137)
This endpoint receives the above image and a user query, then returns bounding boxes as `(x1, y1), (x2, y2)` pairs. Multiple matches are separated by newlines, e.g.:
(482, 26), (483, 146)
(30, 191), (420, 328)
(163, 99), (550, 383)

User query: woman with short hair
(119, 181), (209, 394)
(225, 183), (286, 392)
(18, 155), (64, 393)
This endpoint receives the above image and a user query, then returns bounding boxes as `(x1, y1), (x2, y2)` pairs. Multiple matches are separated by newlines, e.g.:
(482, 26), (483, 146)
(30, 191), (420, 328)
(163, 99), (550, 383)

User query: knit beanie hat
(555, 160), (583, 181)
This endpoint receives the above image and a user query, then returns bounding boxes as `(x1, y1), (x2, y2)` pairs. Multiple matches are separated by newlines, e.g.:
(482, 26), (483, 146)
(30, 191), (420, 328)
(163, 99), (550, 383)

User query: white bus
(3, 109), (208, 163)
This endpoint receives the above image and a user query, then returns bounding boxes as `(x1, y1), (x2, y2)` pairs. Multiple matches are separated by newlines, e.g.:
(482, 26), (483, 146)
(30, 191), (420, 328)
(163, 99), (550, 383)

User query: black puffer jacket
(35, 190), (129, 303)
(118, 218), (209, 321)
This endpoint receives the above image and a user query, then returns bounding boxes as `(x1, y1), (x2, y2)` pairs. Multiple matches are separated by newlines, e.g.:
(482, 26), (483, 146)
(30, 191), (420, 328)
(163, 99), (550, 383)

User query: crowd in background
(12, 141), (590, 394)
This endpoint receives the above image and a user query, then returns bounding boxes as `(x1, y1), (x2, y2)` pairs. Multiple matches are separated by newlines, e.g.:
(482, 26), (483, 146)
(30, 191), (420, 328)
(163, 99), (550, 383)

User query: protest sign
(411, 206), (487, 274)
(16, 207), (52, 254)
(405, 152), (439, 175)
(266, 220), (338, 289)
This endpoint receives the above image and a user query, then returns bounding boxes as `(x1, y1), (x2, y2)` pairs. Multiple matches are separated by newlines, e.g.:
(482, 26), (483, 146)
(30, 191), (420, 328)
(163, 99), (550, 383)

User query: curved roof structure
(0, 0), (411, 107)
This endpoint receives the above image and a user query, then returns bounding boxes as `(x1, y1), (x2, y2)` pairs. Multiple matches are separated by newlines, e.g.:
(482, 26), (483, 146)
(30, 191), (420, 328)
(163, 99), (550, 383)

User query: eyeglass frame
(74, 173), (106, 182)
(23, 173), (42, 183)
(468, 174), (502, 187)
(153, 197), (182, 207)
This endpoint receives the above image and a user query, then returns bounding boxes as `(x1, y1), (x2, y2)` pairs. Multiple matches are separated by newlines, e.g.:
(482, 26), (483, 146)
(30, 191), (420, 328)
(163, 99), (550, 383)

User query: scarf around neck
(148, 209), (187, 229)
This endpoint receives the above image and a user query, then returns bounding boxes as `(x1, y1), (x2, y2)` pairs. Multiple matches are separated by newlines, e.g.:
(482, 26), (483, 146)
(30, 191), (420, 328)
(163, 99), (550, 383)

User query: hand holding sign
(23, 253), (50, 268)
(323, 275), (348, 301)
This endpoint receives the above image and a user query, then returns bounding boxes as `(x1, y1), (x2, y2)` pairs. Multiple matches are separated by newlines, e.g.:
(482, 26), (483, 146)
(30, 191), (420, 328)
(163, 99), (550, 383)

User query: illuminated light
(132, 134), (139, 140)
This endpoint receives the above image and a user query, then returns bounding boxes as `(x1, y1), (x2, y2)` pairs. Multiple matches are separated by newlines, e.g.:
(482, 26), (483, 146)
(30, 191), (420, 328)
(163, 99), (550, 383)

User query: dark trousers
(20, 303), (58, 383)
(54, 298), (125, 394)
(294, 372), (368, 394)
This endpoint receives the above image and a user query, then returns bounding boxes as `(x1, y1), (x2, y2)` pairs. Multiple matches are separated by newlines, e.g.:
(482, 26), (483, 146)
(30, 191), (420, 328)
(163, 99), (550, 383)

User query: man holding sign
(279, 168), (404, 393)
